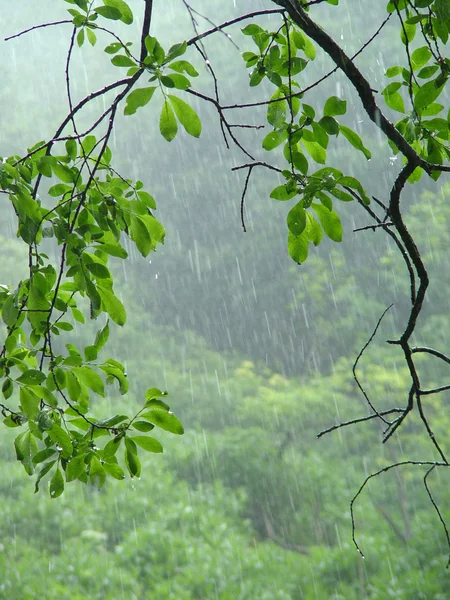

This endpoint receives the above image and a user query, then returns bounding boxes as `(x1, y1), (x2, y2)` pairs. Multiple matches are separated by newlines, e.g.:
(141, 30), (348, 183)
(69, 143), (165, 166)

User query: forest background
(0, 0), (449, 598)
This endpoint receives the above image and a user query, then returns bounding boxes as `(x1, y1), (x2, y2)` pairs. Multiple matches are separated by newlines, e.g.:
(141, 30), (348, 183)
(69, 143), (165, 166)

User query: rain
(0, 0), (449, 598)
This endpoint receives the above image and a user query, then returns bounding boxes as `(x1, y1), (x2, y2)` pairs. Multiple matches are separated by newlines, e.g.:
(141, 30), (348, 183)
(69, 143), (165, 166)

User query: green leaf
(137, 190), (156, 209)
(65, 139), (77, 160)
(124, 439), (141, 477)
(383, 90), (405, 113)
(159, 99), (178, 141)
(97, 286), (126, 326)
(16, 368), (46, 386)
(53, 162), (75, 183)
(86, 262), (111, 279)
(124, 87), (156, 116)
(103, 437), (122, 460)
(86, 28), (97, 46)
(89, 455), (106, 488)
(385, 65), (404, 78)
(421, 103), (444, 116)
(131, 436), (163, 453)
(95, 5), (121, 20)
(270, 183), (297, 201)
(306, 212), (323, 246)
(111, 54), (136, 67)
(302, 139), (326, 164)
(400, 21), (416, 45)
(33, 447), (57, 465)
(302, 35), (316, 60)
(162, 73), (191, 90)
(103, 0), (133, 24)
(74, 365), (105, 397)
(145, 399), (169, 411)
(34, 460), (57, 493)
(82, 135), (97, 155)
(287, 201), (306, 236)
(339, 125), (371, 159)
(311, 203), (343, 242)
(329, 188), (354, 202)
(414, 80), (445, 111)
(66, 370), (81, 402)
(132, 420), (155, 432)
(2, 378), (13, 400)
(169, 60), (199, 77)
(323, 96), (347, 117)
(288, 230), (309, 264)
(262, 129), (288, 151)
(267, 94), (287, 128)
(48, 423), (74, 458)
(168, 95), (202, 138)
(95, 243), (128, 259)
(28, 284), (51, 332)
(337, 175), (370, 204)
(145, 387), (165, 401)
(20, 387), (41, 419)
(140, 409), (184, 435)
(50, 467), (65, 498)
(130, 214), (151, 257)
(94, 321), (110, 351)
(103, 462), (125, 479)
(2, 294), (19, 327)
(15, 431), (38, 475)
(77, 28), (85, 47)
(66, 454), (87, 482)
(318, 116), (340, 135)
(411, 46), (432, 70)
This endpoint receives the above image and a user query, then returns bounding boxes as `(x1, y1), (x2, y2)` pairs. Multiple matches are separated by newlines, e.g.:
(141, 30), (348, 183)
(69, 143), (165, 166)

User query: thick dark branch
(354, 194), (416, 304)
(389, 163), (428, 341)
(140, 0), (154, 63)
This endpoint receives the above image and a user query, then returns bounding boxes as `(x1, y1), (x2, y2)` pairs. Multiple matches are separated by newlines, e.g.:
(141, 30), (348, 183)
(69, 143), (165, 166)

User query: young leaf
(95, 6), (121, 20)
(323, 96), (347, 117)
(50, 467), (65, 498)
(311, 203), (343, 242)
(288, 230), (309, 264)
(414, 80), (445, 111)
(89, 455), (106, 488)
(16, 369), (46, 386)
(159, 99), (178, 141)
(270, 183), (297, 201)
(287, 201), (306, 236)
(66, 454), (87, 482)
(140, 409), (184, 435)
(339, 125), (371, 159)
(124, 87), (156, 116)
(131, 436), (163, 453)
(97, 286), (126, 326)
(48, 423), (74, 458)
(168, 95), (202, 138)
(103, 0), (133, 24)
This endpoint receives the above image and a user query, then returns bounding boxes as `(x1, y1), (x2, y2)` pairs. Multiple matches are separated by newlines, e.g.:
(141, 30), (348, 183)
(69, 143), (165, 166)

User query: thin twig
(352, 305), (393, 425)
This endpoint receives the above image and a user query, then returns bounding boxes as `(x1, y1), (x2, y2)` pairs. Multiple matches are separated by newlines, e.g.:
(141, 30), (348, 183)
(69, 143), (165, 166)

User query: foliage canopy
(1, 0), (449, 562)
